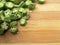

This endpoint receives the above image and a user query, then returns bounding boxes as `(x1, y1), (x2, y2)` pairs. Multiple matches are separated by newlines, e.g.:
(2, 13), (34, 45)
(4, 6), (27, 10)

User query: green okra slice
(4, 9), (12, 22)
(5, 2), (14, 9)
(19, 18), (27, 26)
(19, 1), (25, 7)
(37, 0), (45, 4)
(22, 13), (30, 20)
(1, 22), (9, 30)
(9, 27), (18, 34)
(19, 8), (27, 16)
(25, 0), (35, 10)
(0, 1), (5, 9)
(10, 21), (17, 27)
(0, 28), (4, 35)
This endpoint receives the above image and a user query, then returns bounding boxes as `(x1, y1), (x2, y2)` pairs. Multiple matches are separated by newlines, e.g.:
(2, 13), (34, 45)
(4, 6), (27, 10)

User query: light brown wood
(1, 43), (60, 45)
(36, 4), (60, 11)
(0, 0), (60, 43)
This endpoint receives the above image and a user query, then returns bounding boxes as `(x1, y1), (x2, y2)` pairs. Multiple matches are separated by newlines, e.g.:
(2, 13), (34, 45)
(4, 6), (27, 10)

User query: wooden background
(0, 0), (60, 43)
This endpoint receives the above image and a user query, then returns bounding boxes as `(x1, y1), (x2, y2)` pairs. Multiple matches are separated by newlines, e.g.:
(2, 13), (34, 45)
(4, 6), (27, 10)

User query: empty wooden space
(0, 0), (60, 43)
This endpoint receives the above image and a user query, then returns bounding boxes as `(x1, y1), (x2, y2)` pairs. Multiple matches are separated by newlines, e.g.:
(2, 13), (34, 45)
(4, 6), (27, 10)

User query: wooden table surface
(0, 0), (60, 43)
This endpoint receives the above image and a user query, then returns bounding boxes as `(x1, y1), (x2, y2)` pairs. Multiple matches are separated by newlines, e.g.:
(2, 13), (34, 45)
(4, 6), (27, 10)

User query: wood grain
(46, 0), (60, 3)
(1, 43), (60, 45)
(0, 0), (60, 43)
(36, 4), (60, 11)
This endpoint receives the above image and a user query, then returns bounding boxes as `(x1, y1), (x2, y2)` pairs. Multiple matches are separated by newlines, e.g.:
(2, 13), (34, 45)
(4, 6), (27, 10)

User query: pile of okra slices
(0, 0), (45, 35)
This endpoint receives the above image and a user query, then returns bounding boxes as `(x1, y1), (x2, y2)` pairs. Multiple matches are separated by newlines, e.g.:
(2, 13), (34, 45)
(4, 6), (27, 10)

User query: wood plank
(1, 43), (60, 45)
(19, 20), (60, 31)
(46, 0), (60, 3)
(0, 0), (60, 43)
(30, 11), (60, 20)
(35, 4), (60, 11)
(0, 11), (60, 43)
(3, 30), (60, 43)
(1, 20), (60, 43)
